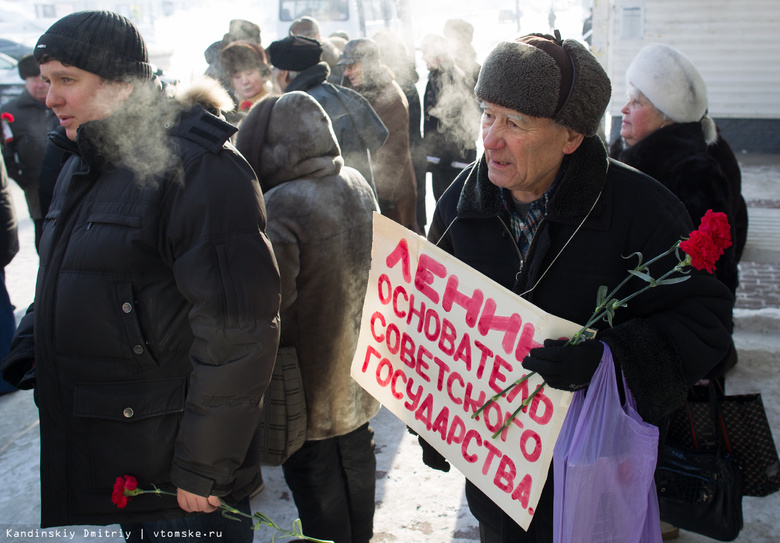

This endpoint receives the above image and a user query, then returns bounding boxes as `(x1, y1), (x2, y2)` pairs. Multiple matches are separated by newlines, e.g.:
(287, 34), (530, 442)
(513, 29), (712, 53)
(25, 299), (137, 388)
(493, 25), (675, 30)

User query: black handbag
(667, 382), (780, 497)
(656, 444), (743, 541)
(656, 382), (744, 541)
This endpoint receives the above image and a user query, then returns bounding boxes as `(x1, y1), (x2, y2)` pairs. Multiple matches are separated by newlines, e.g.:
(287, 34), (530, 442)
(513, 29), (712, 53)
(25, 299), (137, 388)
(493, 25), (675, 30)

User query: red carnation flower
(680, 229), (721, 273)
(240, 100), (253, 111)
(111, 475), (137, 509)
(699, 209), (732, 252)
(1, 112), (13, 123)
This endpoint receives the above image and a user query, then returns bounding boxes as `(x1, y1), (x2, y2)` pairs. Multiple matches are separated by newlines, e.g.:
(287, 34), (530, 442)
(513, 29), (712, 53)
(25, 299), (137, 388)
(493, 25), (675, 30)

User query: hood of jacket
(236, 91), (343, 191)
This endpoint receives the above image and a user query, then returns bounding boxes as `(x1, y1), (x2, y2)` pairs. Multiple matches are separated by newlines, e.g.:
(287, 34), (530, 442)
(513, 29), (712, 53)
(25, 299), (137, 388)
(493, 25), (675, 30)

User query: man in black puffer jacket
(0, 11), (280, 541)
(423, 32), (733, 542)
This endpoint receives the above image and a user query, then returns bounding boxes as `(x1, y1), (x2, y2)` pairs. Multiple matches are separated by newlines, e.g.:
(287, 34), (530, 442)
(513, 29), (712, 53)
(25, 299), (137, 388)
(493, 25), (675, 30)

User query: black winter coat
(1, 84), (281, 527)
(609, 123), (747, 295)
(1, 89), (59, 220)
(429, 135), (733, 537)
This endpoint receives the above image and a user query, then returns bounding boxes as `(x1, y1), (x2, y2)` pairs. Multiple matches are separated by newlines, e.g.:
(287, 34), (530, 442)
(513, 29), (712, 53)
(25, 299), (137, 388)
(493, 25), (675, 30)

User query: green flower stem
(125, 487), (332, 542)
(472, 371), (538, 419)
(474, 239), (688, 437)
(491, 384), (545, 439)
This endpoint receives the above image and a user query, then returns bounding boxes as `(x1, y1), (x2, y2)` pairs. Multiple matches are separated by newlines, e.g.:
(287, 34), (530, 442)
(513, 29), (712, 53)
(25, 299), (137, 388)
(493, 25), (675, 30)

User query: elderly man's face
(480, 101), (583, 203)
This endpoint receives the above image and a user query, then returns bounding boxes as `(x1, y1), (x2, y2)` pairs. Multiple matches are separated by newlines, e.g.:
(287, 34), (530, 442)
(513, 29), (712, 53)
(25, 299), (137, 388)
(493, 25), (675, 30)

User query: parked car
(0, 51), (24, 107)
(0, 38), (32, 61)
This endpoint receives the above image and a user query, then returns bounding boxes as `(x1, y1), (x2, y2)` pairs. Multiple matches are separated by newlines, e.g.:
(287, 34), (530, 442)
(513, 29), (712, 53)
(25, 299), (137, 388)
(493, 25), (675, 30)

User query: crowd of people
(0, 7), (749, 543)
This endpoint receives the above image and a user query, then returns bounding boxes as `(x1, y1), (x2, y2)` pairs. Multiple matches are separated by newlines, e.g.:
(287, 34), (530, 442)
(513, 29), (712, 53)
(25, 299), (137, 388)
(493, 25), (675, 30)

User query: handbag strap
(684, 380), (732, 455)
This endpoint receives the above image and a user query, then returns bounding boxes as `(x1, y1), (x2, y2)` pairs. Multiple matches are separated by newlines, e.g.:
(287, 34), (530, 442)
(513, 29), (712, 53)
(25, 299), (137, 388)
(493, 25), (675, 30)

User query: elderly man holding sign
(423, 32), (732, 542)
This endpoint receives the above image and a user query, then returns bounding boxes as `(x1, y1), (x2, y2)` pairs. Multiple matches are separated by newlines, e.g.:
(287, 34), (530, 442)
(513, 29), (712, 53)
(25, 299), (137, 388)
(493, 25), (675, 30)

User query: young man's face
(40, 60), (131, 141)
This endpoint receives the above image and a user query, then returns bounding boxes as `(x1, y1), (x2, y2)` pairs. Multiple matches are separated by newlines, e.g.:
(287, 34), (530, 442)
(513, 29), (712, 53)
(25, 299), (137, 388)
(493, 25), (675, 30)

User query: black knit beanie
(17, 54), (39, 79)
(474, 32), (611, 136)
(34, 10), (153, 81)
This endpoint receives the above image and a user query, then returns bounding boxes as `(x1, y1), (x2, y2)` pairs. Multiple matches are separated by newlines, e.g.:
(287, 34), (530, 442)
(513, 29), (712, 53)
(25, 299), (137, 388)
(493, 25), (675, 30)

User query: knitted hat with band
(34, 10), (153, 82)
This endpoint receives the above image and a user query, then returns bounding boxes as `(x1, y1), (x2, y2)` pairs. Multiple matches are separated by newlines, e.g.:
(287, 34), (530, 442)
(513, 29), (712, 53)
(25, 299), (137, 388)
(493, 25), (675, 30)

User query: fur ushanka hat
(474, 31), (611, 137)
(626, 43), (717, 144)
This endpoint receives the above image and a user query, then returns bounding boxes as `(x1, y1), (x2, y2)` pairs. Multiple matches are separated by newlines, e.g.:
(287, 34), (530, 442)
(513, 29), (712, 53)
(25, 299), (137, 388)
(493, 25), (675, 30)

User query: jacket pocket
(70, 378), (186, 514)
(116, 282), (159, 368)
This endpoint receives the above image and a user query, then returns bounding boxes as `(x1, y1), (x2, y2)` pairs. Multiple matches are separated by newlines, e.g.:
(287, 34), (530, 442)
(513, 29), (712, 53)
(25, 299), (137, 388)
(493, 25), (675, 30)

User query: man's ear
(562, 128), (585, 155)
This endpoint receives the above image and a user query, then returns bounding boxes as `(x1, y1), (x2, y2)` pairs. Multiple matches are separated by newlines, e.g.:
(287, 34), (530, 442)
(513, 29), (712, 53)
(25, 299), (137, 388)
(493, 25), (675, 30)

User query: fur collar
(287, 62), (330, 93)
(457, 135), (609, 224)
(611, 122), (709, 184)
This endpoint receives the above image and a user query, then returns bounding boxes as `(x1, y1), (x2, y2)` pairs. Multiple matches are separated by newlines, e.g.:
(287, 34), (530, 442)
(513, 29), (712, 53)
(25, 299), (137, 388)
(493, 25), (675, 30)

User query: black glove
(407, 426), (450, 472)
(522, 338), (604, 391)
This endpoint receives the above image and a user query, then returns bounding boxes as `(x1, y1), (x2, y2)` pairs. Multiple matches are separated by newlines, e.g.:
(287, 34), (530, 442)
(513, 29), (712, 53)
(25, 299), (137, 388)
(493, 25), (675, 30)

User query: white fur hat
(626, 43), (716, 143)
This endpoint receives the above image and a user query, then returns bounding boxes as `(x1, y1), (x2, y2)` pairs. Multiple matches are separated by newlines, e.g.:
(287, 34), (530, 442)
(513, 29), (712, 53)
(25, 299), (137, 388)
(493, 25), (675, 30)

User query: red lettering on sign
(520, 429), (542, 462)
(424, 307), (441, 341)
(377, 274), (392, 304)
(488, 354), (513, 394)
(482, 440), (502, 475)
(385, 238), (412, 283)
(432, 405), (450, 441)
(404, 378), (424, 411)
(463, 382), (487, 417)
(369, 312), (386, 343)
(415, 393), (435, 430)
(407, 294), (426, 334)
(505, 375), (531, 404)
(447, 414), (466, 445)
(453, 333), (473, 372)
(482, 400), (504, 436)
(446, 371), (465, 405)
(478, 298), (522, 354)
(385, 323), (401, 354)
(441, 274), (484, 327)
(511, 473), (533, 509)
(474, 340), (493, 380)
(392, 284), (409, 318)
(414, 253), (446, 304)
(415, 345), (432, 383)
(528, 388), (554, 426)
(439, 318), (457, 356)
(376, 358), (393, 386)
(432, 356), (450, 392)
(388, 366), (407, 400)
(462, 430), (482, 463)
(361, 344), (382, 373)
(515, 322), (542, 362)
(495, 455), (517, 492)
(399, 332), (416, 369)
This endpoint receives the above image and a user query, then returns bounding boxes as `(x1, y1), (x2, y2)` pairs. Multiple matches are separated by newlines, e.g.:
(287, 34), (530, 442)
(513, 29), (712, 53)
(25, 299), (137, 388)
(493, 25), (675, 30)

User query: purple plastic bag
(553, 343), (661, 543)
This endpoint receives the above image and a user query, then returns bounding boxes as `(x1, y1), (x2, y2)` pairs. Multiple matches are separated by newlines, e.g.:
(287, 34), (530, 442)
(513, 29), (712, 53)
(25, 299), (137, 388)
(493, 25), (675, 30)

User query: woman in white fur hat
(610, 43), (748, 385)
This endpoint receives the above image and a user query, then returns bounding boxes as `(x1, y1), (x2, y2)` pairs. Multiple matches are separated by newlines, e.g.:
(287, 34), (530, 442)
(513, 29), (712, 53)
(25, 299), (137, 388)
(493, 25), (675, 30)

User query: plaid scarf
(502, 160), (567, 258)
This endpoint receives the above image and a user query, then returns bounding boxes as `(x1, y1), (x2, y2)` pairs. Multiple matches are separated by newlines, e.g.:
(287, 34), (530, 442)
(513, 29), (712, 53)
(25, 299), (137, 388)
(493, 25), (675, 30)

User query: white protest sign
(351, 213), (583, 529)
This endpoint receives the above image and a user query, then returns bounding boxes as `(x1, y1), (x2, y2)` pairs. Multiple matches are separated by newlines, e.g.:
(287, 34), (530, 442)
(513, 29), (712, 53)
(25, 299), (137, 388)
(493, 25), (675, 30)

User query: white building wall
(594, 0), (780, 126)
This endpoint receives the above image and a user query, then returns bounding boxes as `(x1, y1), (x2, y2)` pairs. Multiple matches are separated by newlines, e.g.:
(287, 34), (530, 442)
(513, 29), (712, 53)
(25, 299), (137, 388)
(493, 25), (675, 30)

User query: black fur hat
(474, 32), (611, 136)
